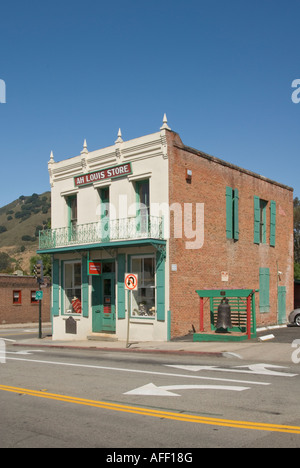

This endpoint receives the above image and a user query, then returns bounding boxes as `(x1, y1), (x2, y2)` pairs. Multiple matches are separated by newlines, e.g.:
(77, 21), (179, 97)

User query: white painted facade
(41, 120), (171, 342)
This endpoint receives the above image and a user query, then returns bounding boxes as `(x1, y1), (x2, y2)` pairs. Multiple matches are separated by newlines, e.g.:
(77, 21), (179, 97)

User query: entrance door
(92, 273), (116, 333)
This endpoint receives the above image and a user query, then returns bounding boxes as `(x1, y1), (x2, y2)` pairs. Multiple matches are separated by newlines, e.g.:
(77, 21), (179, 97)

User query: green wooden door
(92, 273), (116, 333)
(278, 286), (286, 324)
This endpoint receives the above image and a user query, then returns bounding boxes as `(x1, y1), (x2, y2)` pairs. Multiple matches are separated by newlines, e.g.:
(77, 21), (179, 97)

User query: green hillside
(0, 192), (51, 273)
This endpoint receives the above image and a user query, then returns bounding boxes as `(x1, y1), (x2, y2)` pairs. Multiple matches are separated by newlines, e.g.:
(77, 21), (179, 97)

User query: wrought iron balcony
(39, 216), (164, 250)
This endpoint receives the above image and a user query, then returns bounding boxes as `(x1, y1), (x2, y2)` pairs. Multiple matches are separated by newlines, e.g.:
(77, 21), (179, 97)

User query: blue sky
(0, 0), (299, 206)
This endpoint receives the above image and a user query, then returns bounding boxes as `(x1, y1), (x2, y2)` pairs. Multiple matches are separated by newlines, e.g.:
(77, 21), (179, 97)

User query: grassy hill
(0, 192), (51, 274)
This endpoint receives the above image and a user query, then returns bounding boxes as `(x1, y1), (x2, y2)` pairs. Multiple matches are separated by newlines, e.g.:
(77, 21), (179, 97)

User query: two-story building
(38, 116), (294, 342)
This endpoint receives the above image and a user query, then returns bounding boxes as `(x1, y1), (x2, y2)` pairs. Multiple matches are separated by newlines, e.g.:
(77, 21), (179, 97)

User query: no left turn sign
(125, 274), (138, 291)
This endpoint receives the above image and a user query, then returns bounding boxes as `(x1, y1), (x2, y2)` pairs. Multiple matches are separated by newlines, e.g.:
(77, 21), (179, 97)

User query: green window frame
(135, 180), (150, 233)
(254, 197), (276, 246)
(270, 200), (276, 247)
(99, 187), (110, 241)
(226, 187), (239, 240)
(67, 195), (77, 230)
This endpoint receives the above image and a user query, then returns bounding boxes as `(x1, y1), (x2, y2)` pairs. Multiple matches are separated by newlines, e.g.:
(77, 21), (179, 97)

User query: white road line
(4, 356), (270, 386)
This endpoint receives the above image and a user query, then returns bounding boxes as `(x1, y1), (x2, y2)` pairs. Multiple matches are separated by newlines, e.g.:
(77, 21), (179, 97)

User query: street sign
(35, 291), (43, 301)
(88, 261), (102, 275)
(125, 274), (138, 291)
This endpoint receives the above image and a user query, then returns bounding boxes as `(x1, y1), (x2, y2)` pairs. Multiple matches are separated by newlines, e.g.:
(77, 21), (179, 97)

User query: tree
(0, 252), (12, 272)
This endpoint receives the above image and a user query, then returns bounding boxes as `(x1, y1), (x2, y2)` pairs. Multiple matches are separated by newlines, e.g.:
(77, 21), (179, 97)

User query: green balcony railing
(39, 216), (164, 250)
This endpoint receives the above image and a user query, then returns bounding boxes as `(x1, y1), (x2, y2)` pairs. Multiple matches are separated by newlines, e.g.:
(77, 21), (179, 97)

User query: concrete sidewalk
(11, 333), (296, 364)
(2, 322), (296, 364)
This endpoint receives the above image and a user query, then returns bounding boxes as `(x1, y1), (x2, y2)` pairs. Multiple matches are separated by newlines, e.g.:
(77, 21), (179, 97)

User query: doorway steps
(87, 333), (118, 342)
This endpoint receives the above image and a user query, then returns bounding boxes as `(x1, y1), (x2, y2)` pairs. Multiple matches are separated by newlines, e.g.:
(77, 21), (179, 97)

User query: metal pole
(38, 278), (42, 339)
(126, 291), (131, 348)
(247, 295), (251, 340)
(39, 296), (42, 339)
(200, 297), (204, 332)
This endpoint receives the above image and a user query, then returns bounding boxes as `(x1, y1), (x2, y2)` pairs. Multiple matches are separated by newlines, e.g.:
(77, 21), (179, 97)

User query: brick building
(0, 275), (51, 325)
(38, 116), (293, 341)
(166, 130), (293, 337)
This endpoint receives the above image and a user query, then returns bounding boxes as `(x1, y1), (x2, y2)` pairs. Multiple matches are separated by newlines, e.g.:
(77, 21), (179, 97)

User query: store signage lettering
(74, 163), (132, 187)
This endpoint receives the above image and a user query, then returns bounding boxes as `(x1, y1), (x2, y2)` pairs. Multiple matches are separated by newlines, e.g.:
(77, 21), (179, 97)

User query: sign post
(34, 261), (44, 339)
(125, 274), (138, 348)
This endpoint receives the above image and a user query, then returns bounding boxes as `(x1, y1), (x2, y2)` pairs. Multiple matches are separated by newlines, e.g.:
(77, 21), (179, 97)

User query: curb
(12, 341), (224, 358)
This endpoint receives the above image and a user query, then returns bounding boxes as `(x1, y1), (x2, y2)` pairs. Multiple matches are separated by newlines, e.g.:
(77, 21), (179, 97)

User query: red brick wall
(0, 275), (51, 325)
(167, 131), (294, 338)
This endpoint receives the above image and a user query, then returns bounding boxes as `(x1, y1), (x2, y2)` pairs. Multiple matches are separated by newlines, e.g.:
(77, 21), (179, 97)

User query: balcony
(38, 216), (164, 251)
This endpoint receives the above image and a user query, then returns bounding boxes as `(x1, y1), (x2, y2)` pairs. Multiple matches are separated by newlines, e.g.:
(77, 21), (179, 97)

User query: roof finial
(160, 113), (171, 130)
(49, 150), (55, 164)
(81, 139), (88, 154)
(115, 128), (123, 144)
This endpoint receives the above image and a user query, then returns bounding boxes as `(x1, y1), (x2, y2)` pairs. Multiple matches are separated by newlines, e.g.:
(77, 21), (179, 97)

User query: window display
(64, 261), (82, 314)
(131, 256), (155, 317)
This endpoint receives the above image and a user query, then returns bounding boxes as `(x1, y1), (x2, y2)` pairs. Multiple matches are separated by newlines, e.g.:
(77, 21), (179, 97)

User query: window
(136, 180), (150, 233)
(254, 196), (276, 246)
(131, 256), (155, 317)
(64, 262), (82, 314)
(31, 291), (39, 304)
(102, 261), (115, 273)
(270, 200), (276, 247)
(13, 290), (22, 304)
(67, 195), (77, 229)
(99, 188), (110, 240)
(259, 199), (267, 244)
(226, 187), (239, 240)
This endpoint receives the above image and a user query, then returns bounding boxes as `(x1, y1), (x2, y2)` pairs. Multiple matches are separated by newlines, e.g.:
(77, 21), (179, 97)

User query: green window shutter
(254, 196), (260, 244)
(259, 267), (270, 313)
(52, 258), (60, 317)
(270, 200), (276, 247)
(156, 250), (166, 322)
(233, 188), (239, 240)
(82, 258), (89, 317)
(117, 254), (126, 319)
(226, 187), (233, 239)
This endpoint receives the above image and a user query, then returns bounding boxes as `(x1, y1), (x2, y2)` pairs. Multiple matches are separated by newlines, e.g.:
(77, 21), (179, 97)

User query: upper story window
(135, 179), (150, 233)
(226, 187), (239, 240)
(99, 187), (110, 241)
(254, 196), (276, 246)
(67, 195), (77, 230)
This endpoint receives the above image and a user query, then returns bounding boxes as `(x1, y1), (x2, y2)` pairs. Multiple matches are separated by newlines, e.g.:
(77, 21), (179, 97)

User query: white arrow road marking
(124, 383), (250, 397)
(233, 364), (298, 377)
(166, 365), (218, 372)
(6, 350), (46, 356)
(166, 363), (298, 378)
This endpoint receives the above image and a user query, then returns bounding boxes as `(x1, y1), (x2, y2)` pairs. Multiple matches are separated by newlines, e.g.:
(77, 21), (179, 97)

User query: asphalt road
(0, 331), (300, 449)
(0, 326), (52, 342)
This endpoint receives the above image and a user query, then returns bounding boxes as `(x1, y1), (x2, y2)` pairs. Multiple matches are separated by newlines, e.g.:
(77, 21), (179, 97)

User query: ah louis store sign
(75, 162), (132, 187)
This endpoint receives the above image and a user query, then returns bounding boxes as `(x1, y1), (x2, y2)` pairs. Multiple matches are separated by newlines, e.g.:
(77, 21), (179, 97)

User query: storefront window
(64, 262), (82, 314)
(131, 256), (155, 317)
